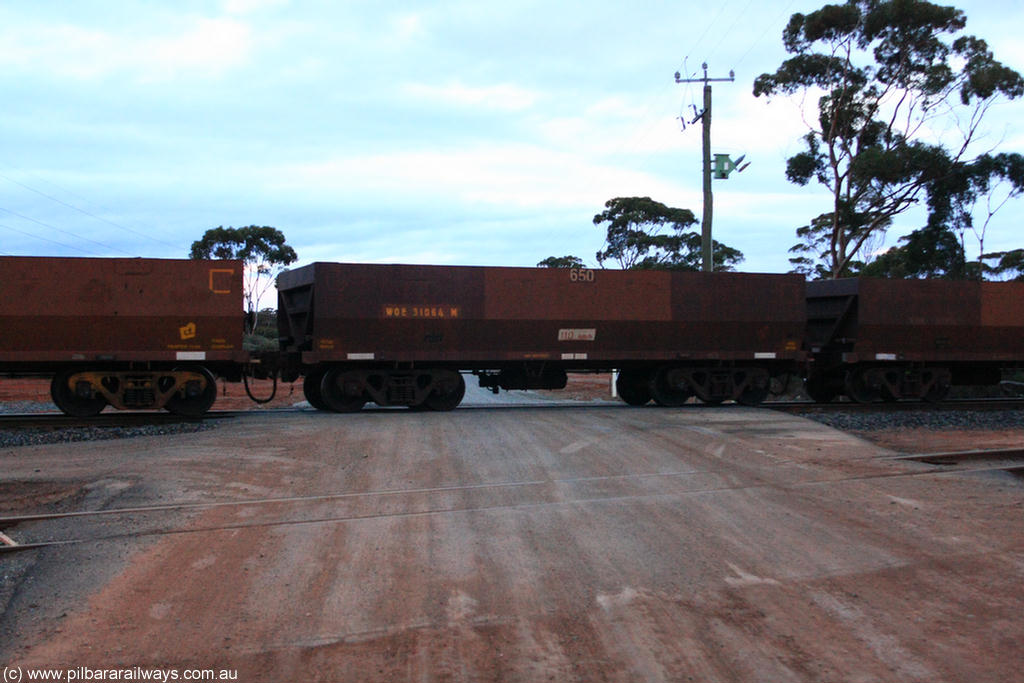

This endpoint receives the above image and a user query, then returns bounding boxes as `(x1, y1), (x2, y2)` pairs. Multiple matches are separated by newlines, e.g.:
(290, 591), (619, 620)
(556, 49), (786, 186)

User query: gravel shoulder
(793, 407), (1024, 454)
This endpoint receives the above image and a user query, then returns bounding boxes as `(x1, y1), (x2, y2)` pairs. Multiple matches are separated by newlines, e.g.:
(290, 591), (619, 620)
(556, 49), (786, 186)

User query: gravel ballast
(799, 407), (1024, 432)
(0, 422), (217, 449)
(0, 401), (217, 449)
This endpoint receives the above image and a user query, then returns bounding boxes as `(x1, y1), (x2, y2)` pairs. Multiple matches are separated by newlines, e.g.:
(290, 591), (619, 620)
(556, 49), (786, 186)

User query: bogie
(617, 365), (775, 407)
(317, 367), (467, 412)
(838, 365), (953, 404)
(49, 367), (218, 417)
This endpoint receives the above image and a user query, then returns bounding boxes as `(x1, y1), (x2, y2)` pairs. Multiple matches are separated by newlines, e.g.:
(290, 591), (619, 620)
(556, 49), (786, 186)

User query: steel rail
(0, 410), (242, 430)
(767, 398), (1024, 413)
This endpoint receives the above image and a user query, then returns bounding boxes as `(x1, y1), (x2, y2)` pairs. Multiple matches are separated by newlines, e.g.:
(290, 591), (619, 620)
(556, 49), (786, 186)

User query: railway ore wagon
(805, 277), (1024, 402)
(277, 262), (805, 411)
(0, 256), (247, 416)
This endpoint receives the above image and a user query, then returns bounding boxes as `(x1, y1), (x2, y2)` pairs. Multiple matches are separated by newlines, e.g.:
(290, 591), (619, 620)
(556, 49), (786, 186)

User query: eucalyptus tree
(754, 0), (1024, 278)
(537, 255), (585, 268)
(592, 196), (743, 271)
(190, 225), (298, 333)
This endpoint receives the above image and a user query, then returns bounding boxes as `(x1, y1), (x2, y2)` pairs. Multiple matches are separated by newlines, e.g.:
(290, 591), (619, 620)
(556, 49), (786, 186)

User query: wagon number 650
(569, 267), (595, 282)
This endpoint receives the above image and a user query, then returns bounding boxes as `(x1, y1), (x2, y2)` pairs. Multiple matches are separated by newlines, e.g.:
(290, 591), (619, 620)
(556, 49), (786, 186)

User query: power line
(683, 2), (732, 65)
(0, 206), (134, 256)
(0, 221), (102, 255)
(708, 0), (760, 59)
(733, 0), (801, 70)
(0, 168), (185, 252)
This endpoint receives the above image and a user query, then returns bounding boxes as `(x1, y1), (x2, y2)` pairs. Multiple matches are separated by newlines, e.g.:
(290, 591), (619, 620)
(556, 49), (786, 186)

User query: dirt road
(2, 402), (1022, 681)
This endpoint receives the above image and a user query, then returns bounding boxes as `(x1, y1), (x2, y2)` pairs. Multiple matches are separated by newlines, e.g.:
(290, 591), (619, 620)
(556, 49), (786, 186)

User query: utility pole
(675, 63), (734, 272)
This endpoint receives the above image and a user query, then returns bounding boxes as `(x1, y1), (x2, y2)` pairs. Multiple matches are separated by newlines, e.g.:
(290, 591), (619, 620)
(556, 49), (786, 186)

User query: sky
(2, 0), (1023, 275)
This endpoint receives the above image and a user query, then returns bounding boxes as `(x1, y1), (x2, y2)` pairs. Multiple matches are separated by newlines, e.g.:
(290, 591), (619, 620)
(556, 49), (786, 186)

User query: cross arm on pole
(674, 62), (735, 85)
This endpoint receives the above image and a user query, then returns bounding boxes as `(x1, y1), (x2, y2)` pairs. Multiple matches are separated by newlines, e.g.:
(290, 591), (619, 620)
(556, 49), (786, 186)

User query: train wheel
(321, 368), (367, 413)
(922, 369), (951, 403)
(844, 368), (880, 404)
(424, 370), (465, 411)
(736, 374), (770, 406)
(879, 369), (903, 402)
(616, 369), (651, 406)
(50, 370), (107, 417)
(649, 367), (692, 407)
(303, 367), (329, 411)
(165, 366), (217, 417)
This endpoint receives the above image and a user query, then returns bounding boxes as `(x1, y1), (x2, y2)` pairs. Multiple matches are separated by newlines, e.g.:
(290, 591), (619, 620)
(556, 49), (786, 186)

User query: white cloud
(274, 142), (683, 211)
(538, 112), (690, 163)
(585, 96), (649, 120)
(222, 0), (288, 14)
(402, 81), (540, 112)
(145, 18), (253, 80)
(389, 11), (426, 42)
(0, 17), (253, 82)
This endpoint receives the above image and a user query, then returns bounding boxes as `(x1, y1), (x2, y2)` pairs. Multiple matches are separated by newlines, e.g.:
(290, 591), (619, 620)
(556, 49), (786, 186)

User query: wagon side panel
(0, 256), (246, 365)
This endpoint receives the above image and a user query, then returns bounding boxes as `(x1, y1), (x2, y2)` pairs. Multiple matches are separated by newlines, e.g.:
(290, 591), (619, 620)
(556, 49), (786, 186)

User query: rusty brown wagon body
(0, 256), (247, 415)
(277, 262), (806, 411)
(10, 257), (1021, 415)
(805, 278), (1024, 402)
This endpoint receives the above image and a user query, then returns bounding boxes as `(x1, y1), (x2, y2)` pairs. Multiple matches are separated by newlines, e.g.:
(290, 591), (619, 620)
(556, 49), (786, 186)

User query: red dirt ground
(4, 403), (1023, 681)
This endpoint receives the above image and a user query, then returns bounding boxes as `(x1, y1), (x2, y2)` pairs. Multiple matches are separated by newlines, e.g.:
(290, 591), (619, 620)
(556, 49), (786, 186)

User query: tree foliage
(754, 0), (1024, 279)
(190, 225), (298, 264)
(537, 255), (585, 268)
(592, 196), (743, 271)
(925, 152), (1024, 265)
(860, 224), (967, 278)
(982, 248), (1024, 281)
(190, 225), (298, 332)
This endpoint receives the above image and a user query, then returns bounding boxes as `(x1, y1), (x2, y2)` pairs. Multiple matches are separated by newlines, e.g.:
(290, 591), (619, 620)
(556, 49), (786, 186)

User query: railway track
(891, 447), (1024, 473)
(1, 397), (1021, 425)
(3, 446), (1021, 556)
(766, 397), (1024, 413)
(0, 410), (242, 430)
